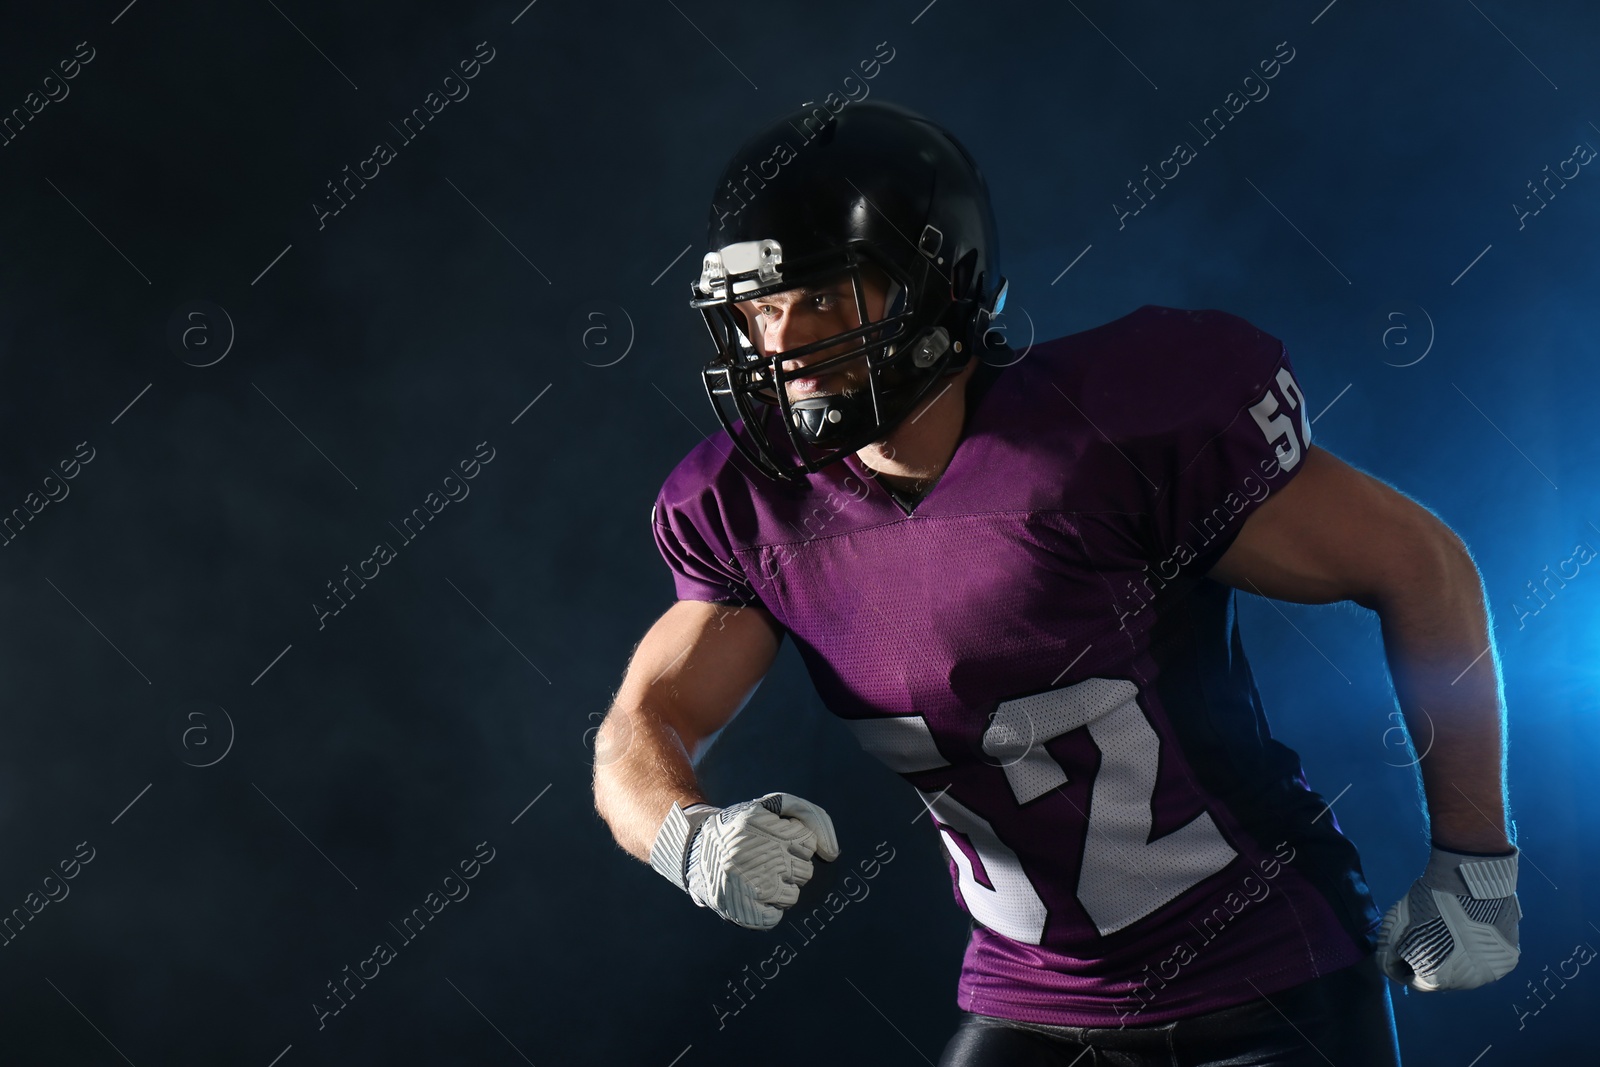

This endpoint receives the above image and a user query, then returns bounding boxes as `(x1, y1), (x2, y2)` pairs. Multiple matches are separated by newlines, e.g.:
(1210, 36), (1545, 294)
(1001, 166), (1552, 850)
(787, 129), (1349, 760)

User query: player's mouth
(787, 374), (830, 395)
(779, 351), (866, 399)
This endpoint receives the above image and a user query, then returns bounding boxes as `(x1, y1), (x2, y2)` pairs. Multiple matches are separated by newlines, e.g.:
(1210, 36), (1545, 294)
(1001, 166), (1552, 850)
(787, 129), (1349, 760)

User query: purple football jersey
(652, 305), (1380, 1027)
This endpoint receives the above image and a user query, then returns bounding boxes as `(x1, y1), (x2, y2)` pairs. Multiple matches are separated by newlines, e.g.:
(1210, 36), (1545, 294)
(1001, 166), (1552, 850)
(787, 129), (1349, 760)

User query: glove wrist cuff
(1457, 850), (1518, 899)
(1427, 844), (1519, 899)
(649, 801), (719, 892)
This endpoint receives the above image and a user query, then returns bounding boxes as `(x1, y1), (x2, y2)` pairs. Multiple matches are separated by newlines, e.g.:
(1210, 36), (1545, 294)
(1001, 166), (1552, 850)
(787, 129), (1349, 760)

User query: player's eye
(755, 304), (780, 320)
(812, 293), (837, 311)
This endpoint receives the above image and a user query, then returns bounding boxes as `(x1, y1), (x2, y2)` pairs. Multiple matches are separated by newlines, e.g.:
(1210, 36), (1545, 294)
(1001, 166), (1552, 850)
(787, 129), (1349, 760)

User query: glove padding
(651, 792), (839, 930)
(1376, 844), (1521, 991)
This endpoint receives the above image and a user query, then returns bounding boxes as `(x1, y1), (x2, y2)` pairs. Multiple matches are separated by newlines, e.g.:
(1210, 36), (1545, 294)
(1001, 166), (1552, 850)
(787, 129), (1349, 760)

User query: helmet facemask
(694, 239), (964, 482)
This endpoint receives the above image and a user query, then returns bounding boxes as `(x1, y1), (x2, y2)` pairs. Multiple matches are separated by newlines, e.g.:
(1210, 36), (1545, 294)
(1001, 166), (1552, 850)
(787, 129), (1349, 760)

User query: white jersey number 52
(847, 678), (1237, 942)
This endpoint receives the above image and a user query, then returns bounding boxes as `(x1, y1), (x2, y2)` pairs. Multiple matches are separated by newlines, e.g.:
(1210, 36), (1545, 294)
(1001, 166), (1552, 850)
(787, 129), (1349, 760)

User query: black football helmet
(689, 101), (1007, 482)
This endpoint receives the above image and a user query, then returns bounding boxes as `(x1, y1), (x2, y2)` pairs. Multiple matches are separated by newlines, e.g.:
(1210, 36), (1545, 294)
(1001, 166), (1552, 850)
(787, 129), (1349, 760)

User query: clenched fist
(1376, 845), (1520, 992)
(650, 792), (840, 929)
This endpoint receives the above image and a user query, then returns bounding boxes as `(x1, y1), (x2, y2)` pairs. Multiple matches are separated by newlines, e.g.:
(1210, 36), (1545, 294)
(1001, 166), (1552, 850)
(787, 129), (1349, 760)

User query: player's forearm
(592, 703), (712, 864)
(1373, 533), (1511, 853)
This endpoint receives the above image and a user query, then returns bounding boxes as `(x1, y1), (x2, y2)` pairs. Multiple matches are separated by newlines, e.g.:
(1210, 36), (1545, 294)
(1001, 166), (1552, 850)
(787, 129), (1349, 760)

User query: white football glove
(1376, 844), (1521, 991)
(649, 792), (840, 930)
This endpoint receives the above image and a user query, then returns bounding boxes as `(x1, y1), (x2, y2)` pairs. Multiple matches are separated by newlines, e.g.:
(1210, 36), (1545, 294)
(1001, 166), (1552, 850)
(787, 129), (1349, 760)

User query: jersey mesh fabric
(651, 304), (1380, 1027)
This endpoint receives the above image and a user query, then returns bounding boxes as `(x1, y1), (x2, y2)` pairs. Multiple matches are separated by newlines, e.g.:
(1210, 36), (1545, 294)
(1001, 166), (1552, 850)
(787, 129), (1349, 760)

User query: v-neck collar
(838, 354), (1007, 517)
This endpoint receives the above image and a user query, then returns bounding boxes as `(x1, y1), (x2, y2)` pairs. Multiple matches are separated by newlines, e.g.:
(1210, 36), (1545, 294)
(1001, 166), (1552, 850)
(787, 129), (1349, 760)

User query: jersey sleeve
(1143, 309), (1314, 578)
(651, 491), (759, 607)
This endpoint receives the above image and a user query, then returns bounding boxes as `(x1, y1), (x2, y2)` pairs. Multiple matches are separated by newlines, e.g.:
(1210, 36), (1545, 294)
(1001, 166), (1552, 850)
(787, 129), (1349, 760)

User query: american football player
(592, 101), (1517, 1066)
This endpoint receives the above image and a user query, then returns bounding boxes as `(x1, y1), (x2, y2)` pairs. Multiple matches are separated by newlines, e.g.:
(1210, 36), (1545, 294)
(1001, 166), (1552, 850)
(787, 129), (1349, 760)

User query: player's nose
(774, 325), (840, 374)
(779, 351), (823, 374)
(770, 317), (817, 364)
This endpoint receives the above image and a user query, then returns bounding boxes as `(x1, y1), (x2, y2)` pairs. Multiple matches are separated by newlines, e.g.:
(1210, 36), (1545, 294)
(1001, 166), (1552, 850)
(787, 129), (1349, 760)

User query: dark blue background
(0, 1), (1593, 1063)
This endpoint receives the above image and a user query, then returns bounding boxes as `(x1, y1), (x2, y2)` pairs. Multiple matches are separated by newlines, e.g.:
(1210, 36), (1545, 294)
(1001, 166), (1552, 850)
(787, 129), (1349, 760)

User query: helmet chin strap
(787, 390), (878, 446)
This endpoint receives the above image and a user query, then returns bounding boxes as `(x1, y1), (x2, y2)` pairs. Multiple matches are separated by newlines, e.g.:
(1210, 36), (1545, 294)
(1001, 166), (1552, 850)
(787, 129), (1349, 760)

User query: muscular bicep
(615, 600), (784, 760)
(1206, 445), (1460, 609)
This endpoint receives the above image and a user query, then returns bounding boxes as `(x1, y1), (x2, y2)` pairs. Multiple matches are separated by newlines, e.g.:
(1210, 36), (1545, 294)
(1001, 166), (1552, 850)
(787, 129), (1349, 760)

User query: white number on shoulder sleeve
(844, 679), (1238, 943)
(1248, 366), (1311, 471)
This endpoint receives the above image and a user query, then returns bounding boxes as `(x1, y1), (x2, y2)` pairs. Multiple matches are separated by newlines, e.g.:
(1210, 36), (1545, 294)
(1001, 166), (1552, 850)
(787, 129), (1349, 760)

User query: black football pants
(937, 956), (1401, 1067)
